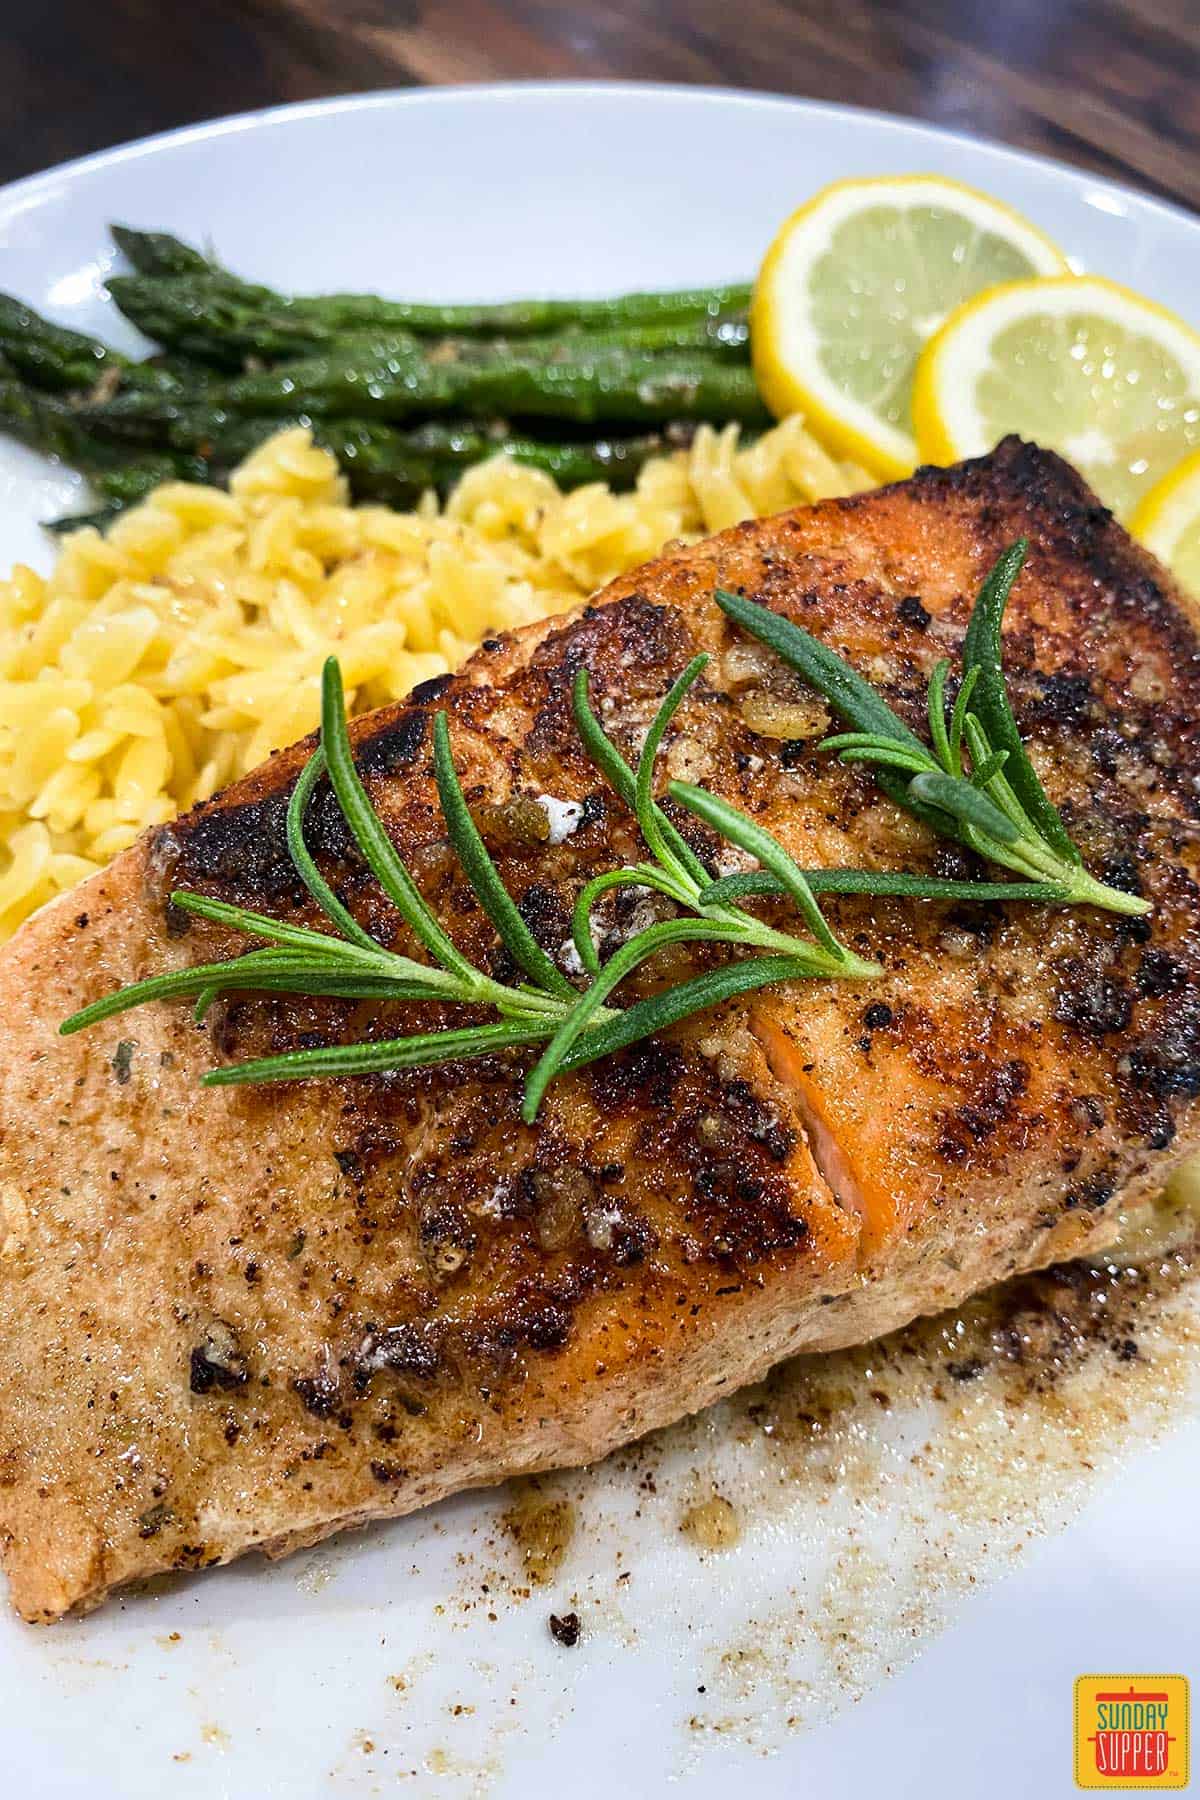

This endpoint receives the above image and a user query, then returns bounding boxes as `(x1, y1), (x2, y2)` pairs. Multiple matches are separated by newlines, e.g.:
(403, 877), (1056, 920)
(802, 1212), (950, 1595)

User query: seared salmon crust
(1, 437), (1198, 1620)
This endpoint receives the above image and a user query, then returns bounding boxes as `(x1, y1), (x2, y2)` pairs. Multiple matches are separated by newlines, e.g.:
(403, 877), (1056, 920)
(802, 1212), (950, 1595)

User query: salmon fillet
(2, 437), (1199, 1622)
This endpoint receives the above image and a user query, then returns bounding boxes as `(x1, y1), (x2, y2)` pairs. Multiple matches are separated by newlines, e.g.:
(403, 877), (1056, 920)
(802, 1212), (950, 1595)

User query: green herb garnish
(60, 655), (876, 1119)
(715, 540), (1149, 918)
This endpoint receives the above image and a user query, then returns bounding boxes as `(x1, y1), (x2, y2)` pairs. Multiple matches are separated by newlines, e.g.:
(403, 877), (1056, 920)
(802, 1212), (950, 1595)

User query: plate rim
(1, 78), (1197, 241)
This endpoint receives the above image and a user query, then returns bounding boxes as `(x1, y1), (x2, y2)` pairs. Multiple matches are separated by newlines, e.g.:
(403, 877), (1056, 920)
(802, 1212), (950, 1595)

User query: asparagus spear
(45, 456), (217, 533)
(109, 226), (753, 338)
(0, 370), (204, 481)
(76, 396), (683, 496)
(0, 367), (209, 530)
(228, 335), (768, 426)
(0, 367), (123, 463)
(303, 419), (679, 501)
(106, 275), (345, 367)
(293, 281), (754, 337)
(199, 415), (679, 494)
(110, 224), (221, 279)
(80, 339), (769, 429)
(0, 294), (195, 395)
(93, 455), (208, 499)
(74, 335), (769, 432)
(107, 273), (750, 371)
(0, 295), (128, 393)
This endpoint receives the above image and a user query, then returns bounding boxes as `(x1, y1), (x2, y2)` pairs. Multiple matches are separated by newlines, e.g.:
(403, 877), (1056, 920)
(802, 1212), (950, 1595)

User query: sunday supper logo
(1074, 1677), (1190, 1789)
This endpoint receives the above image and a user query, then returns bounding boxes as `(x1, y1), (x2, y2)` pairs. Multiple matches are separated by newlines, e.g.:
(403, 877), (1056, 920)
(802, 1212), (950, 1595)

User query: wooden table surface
(1, 0), (1197, 210)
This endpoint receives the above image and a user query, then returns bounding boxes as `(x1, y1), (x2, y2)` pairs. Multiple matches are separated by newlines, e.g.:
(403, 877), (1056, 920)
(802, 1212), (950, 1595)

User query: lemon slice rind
(1130, 447), (1200, 558)
(1130, 448), (1200, 604)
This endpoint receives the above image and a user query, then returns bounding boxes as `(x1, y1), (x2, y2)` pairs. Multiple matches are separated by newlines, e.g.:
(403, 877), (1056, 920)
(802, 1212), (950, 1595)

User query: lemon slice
(1130, 448), (1200, 598)
(751, 175), (1067, 479)
(913, 275), (1200, 521)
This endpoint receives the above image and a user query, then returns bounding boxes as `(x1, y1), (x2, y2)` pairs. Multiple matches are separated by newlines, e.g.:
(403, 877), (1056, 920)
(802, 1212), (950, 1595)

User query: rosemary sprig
(61, 654), (874, 1117)
(564, 656), (873, 976)
(518, 657), (878, 1117)
(62, 545), (1129, 1114)
(62, 701), (582, 1067)
(715, 541), (1150, 918)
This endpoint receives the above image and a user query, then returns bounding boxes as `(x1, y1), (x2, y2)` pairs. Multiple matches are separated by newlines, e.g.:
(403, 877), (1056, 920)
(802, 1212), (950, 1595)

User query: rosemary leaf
(169, 888), (472, 992)
(431, 711), (574, 999)
(60, 943), (456, 1036)
(321, 660), (479, 981)
(668, 780), (849, 961)
(818, 731), (926, 757)
(714, 587), (926, 754)
(190, 964), (453, 1026)
(960, 539), (1082, 865)
(571, 668), (709, 888)
(60, 949), (318, 1035)
(828, 743), (939, 775)
(522, 915), (760, 1122)
(907, 769), (1021, 842)
(193, 969), (447, 1006)
(927, 659), (953, 773)
(948, 664), (980, 772)
(168, 888), (402, 961)
(285, 745), (378, 950)
(969, 748), (1010, 790)
(570, 666), (639, 809)
(698, 869), (1072, 906)
(202, 1018), (557, 1087)
(570, 865), (680, 977)
(634, 654), (709, 872)
(557, 955), (821, 1073)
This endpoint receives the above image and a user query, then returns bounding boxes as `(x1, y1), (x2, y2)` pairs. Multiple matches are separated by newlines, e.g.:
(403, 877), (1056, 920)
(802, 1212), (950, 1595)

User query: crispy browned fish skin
(2, 438), (1198, 1622)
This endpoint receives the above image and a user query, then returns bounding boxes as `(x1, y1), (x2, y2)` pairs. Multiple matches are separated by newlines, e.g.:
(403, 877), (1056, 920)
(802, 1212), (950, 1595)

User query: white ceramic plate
(1, 84), (1197, 1800)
